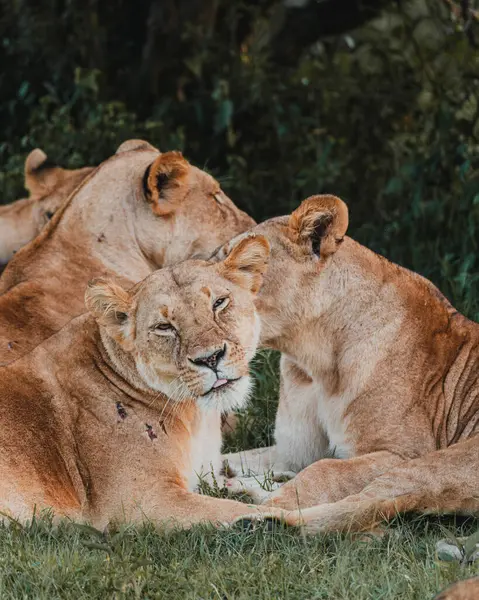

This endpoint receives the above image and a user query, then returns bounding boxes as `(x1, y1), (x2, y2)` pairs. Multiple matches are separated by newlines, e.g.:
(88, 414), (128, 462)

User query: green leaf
(384, 177), (403, 196)
(463, 530), (479, 560)
(0, 511), (25, 531)
(71, 523), (107, 540)
(82, 542), (112, 553)
(214, 100), (234, 134)
(18, 81), (29, 99)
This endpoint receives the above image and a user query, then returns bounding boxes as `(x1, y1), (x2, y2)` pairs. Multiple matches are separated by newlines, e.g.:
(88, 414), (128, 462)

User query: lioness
(0, 140), (254, 365)
(0, 235), (303, 529)
(434, 578), (479, 600)
(221, 195), (479, 533)
(0, 148), (93, 267)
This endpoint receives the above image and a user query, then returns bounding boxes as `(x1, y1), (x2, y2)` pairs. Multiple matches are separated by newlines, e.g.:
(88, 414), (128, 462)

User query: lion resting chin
(0, 235), (303, 529)
(221, 195), (479, 534)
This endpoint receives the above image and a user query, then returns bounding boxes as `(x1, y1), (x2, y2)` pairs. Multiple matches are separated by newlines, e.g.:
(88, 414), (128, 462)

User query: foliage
(1, 0), (478, 318)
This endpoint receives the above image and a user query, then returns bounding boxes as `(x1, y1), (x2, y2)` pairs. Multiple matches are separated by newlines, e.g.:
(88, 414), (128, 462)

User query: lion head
(85, 235), (270, 412)
(47, 139), (256, 268)
(25, 149), (94, 226)
(213, 195), (349, 347)
(24, 148), (94, 207)
(0, 149), (93, 265)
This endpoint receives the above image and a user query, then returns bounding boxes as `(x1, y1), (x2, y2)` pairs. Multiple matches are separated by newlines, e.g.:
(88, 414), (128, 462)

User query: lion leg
(222, 357), (329, 490)
(222, 446), (287, 477)
(125, 487), (300, 529)
(264, 451), (405, 509)
(274, 356), (330, 471)
(299, 437), (479, 534)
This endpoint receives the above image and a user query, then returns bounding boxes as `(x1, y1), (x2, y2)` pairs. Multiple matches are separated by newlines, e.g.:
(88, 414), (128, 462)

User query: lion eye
(152, 323), (175, 335)
(213, 297), (229, 311)
(213, 192), (223, 205)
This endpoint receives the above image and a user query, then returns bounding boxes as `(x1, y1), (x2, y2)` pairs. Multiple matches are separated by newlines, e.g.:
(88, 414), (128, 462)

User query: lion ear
(85, 279), (134, 346)
(25, 148), (48, 173)
(24, 149), (61, 196)
(115, 139), (157, 154)
(219, 234), (270, 294)
(209, 231), (252, 264)
(289, 195), (348, 259)
(142, 152), (190, 216)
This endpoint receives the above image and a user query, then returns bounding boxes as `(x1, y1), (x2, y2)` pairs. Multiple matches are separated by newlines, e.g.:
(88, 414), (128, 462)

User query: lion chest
(186, 409), (223, 492)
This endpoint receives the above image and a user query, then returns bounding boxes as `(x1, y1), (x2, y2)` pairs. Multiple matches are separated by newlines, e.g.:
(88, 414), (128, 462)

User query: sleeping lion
(0, 234), (304, 529)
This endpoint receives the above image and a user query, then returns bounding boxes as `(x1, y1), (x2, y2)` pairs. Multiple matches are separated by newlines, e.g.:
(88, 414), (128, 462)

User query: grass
(0, 513), (477, 599)
(0, 351), (476, 599)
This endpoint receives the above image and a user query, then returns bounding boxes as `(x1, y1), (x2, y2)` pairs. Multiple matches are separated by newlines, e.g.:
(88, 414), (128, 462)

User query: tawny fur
(221, 195), (479, 533)
(0, 148), (93, 267)
(0, 140), (254, 365)
(434, 578), (479, 600)
(0, 238), (304, 529)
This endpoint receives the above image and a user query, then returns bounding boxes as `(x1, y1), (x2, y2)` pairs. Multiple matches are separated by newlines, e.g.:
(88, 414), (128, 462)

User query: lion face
(212, 196), (349, 348)
(85, 235), (270, 412)
(89, 140), (255, 267)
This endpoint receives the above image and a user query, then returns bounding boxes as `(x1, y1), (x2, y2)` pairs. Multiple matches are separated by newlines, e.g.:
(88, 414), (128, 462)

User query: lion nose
(189, 344), (226, 371)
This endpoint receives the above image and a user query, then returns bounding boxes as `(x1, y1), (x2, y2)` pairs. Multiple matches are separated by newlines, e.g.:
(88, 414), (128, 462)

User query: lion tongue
(212, 378), (228, 389)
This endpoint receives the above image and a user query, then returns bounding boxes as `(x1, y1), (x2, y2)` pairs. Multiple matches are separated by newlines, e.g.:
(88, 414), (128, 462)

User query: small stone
(436, 540), (464, 562)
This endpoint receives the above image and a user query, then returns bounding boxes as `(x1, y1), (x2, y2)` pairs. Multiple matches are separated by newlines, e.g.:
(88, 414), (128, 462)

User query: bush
(1, 0), (478, 322)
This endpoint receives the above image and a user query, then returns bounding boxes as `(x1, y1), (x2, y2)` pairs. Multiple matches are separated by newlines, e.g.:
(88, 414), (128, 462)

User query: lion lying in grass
(0, 235), (304, 529)
(221, 195), (478, 533)
(0, 148), (93, 268)
(0, 139), (254, 365)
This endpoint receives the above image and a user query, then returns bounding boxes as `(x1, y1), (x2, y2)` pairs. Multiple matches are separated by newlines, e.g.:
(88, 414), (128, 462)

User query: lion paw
(225, 475), (285, 504)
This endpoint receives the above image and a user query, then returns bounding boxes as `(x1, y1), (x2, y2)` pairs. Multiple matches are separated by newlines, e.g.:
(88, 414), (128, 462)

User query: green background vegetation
(1, 0), (478, 321)
(0, 0), (478, 597)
